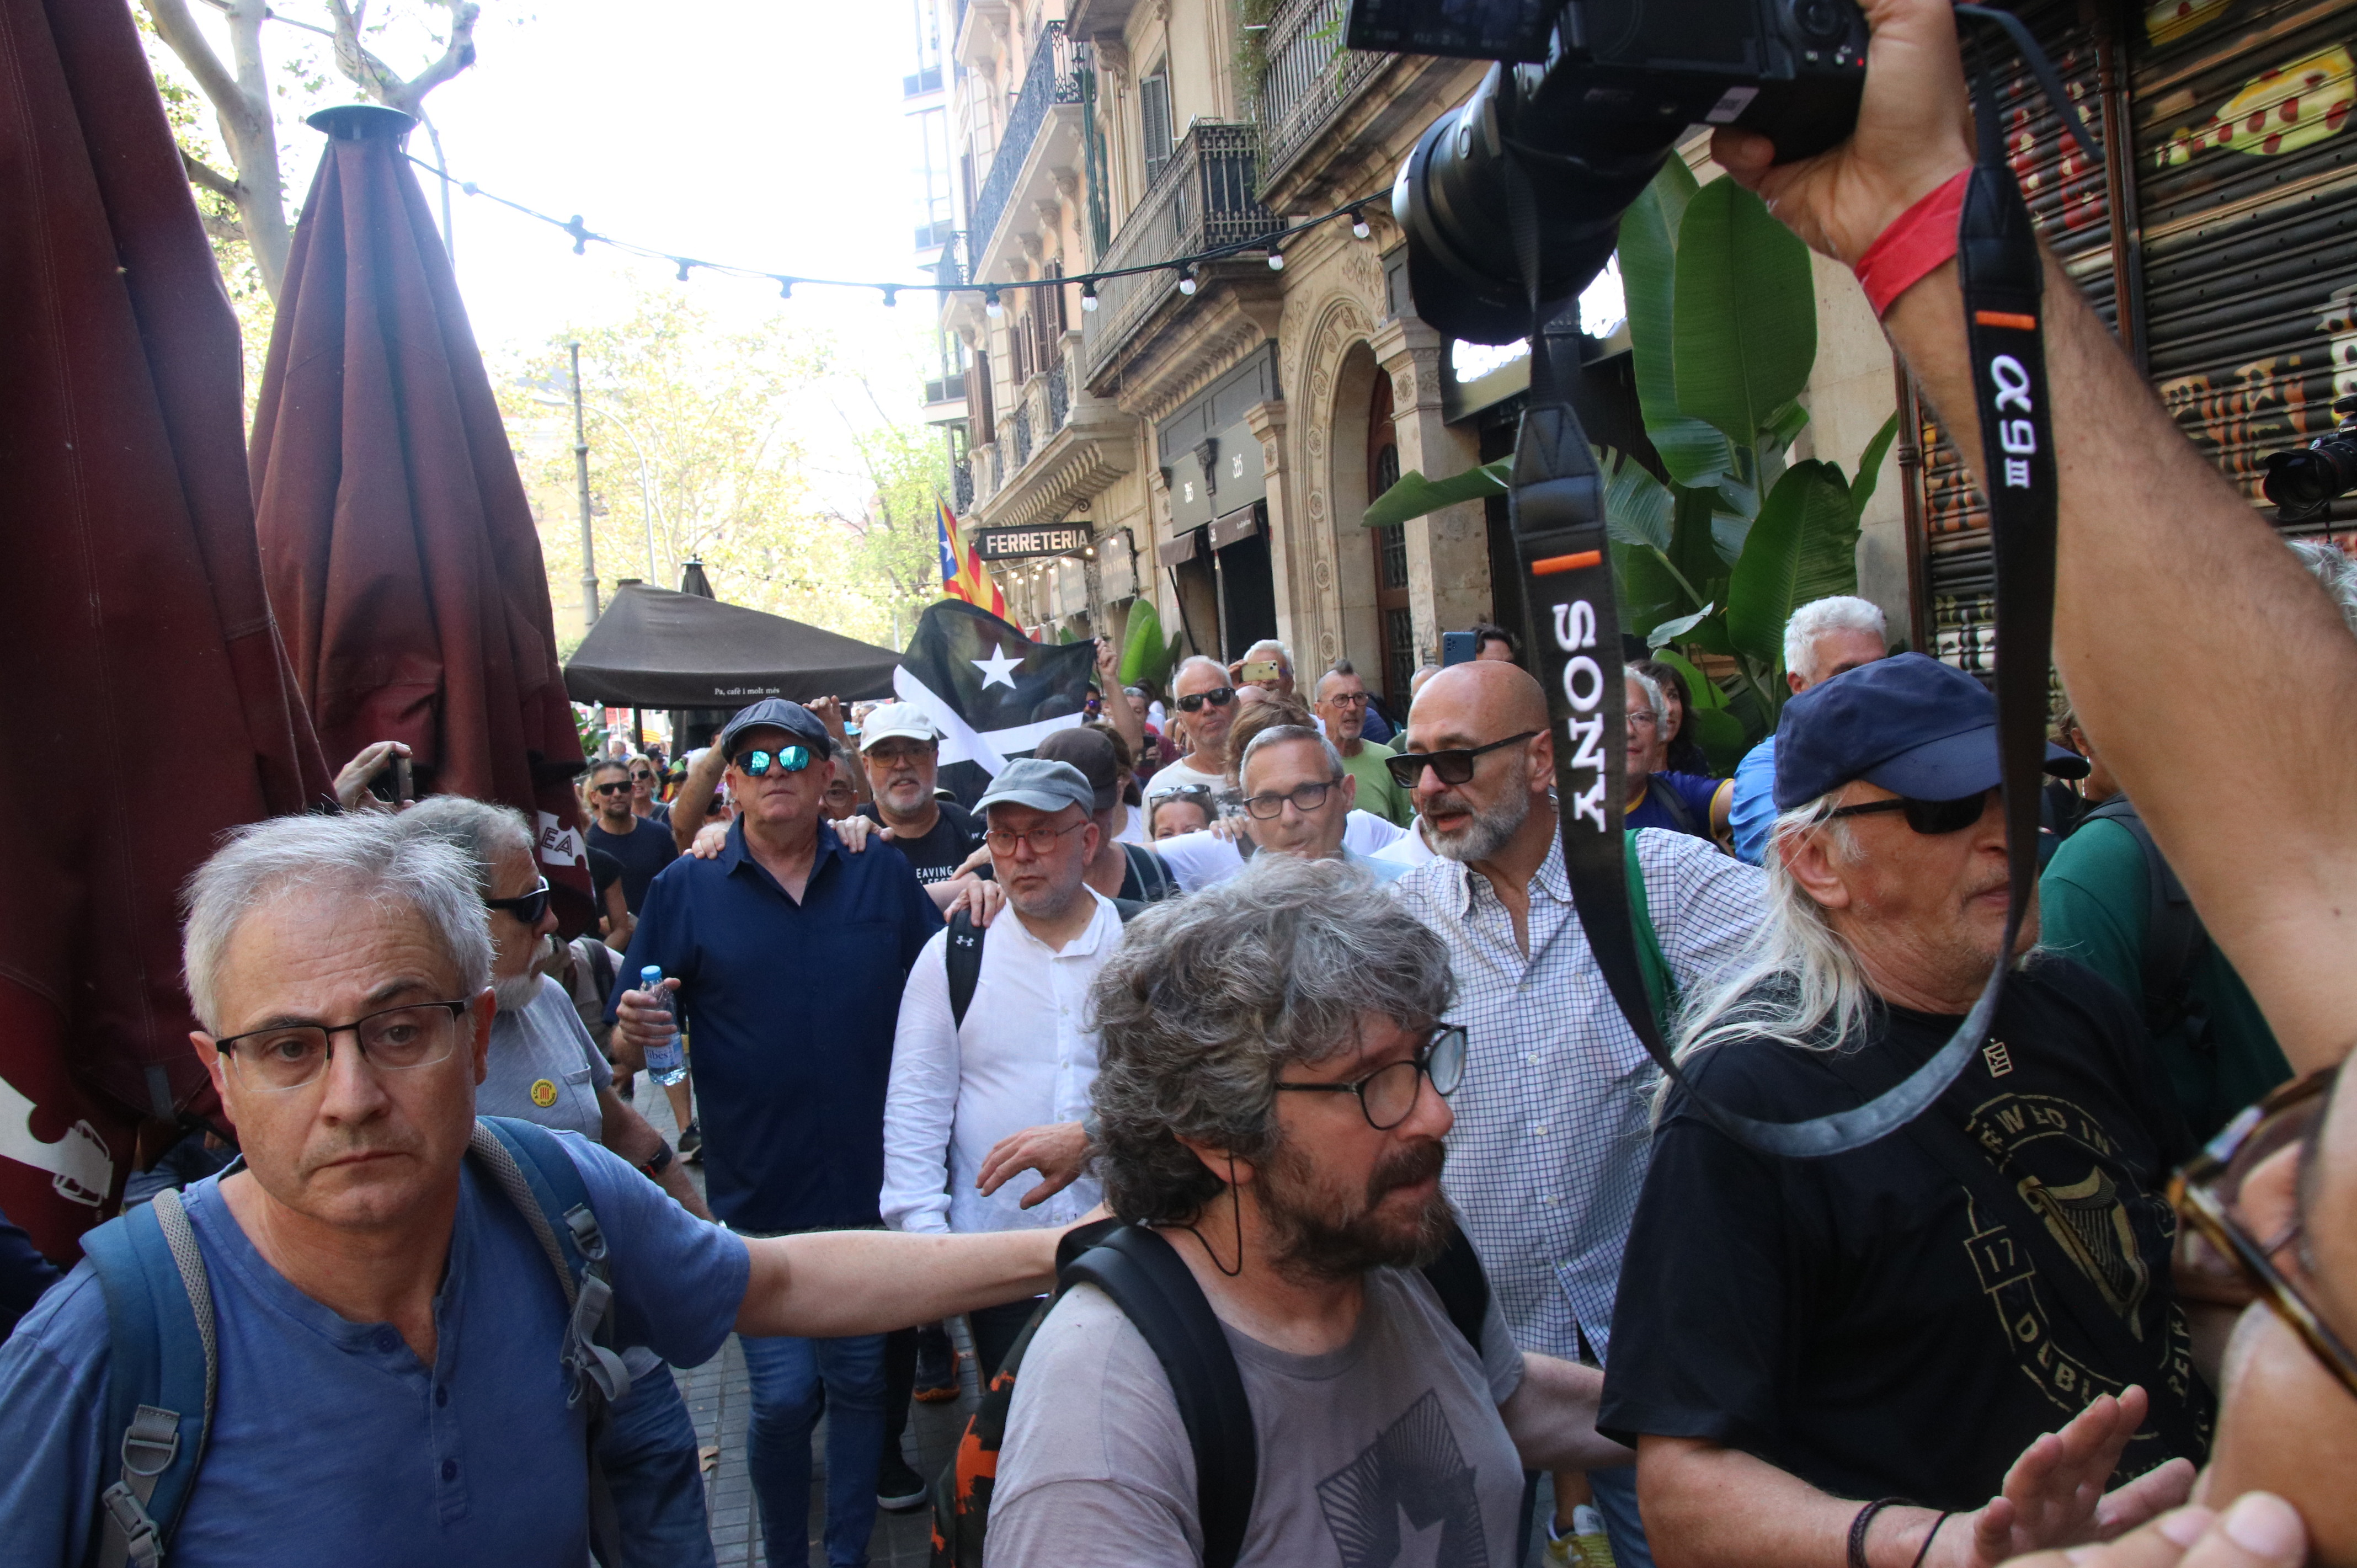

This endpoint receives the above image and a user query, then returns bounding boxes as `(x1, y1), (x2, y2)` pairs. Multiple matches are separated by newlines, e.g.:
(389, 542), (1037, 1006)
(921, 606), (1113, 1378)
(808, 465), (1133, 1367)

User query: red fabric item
(251, 105), (593, 933)
(1853, 169), (1971, 318)
(0, 0), (333, 1254)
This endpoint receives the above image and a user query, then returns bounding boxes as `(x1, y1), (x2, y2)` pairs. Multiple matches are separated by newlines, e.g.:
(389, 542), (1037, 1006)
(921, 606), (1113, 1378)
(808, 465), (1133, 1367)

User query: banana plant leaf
(1847, 410), (1902, 526)
(1672, 179), (1818, 452)
(1685, 707), (1751, 776)
(1618, 158), (1735, 488)
(1363, 458), (1511, 527)
(1647, 646), (1726, 710)
(1647, 602), (1716, 648)
(1612, 540), (1693, 644)
(1600, 447), (1673, 552)
(1118, 598), (1173, 688)
(1724, 460), (1861, 671)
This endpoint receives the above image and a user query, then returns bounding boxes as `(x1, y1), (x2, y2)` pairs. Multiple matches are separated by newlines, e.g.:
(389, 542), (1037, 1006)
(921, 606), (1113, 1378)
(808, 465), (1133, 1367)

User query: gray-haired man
(0, 812), (1077, 1564)
(989, 856), (1633, 1565)
(1725, 595), (1890, 865)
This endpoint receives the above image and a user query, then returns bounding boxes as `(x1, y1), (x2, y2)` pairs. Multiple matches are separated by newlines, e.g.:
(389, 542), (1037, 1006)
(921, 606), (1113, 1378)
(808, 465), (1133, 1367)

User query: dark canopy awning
(564, 583), (902, 707)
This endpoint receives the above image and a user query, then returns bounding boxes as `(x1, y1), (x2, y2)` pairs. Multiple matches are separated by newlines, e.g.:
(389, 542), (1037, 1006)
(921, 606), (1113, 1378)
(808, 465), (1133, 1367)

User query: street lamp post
(569, 342), (600, 624)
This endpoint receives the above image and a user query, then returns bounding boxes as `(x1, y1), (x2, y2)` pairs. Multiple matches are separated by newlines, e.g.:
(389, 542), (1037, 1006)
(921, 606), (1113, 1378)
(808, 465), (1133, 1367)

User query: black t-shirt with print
(857, 799), (980, 884)
(1598, 957), (2210, 1510)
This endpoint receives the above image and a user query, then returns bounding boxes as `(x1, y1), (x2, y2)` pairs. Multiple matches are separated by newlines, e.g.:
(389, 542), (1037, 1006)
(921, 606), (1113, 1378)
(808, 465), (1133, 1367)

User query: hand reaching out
(1929, 1389), (2194, 1568)
(1999, 1495), (2305, 1568)
(978, 1121), (1091, 1206)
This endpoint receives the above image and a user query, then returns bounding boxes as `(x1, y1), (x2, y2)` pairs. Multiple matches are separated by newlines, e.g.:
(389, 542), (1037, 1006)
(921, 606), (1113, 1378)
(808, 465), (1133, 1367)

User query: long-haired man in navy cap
(1597, 654), (2217, 1568)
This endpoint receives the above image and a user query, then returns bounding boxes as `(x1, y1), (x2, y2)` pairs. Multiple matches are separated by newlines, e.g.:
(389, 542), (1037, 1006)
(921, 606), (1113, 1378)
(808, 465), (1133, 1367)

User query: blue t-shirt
(587, 816), (679, 914)
(0, 1134), (747, 1566)
(1628, 771), (1721, 840)
(1727, 735), (1778, 866)
(617, 817), (942, 1231)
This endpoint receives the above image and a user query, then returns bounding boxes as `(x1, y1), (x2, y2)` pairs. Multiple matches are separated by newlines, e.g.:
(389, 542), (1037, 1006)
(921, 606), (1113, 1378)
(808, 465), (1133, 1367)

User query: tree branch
(179, 147), (242, 200)
(141, 0), (244, 120)
(199, 207), (249, 246)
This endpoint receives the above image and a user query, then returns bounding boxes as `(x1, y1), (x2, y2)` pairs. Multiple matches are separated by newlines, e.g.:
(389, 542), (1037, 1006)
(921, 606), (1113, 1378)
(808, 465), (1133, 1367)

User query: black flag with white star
(894, 601), (1094, 790)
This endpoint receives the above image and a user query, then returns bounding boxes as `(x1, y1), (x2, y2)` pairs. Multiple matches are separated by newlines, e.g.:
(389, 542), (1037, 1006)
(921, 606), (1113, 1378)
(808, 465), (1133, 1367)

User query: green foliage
(1724, 461), (1860, 665)
(1360, 458), (1512, 527)
(1118, 598), (1181, 690)
(1671, 179), (1819, 454)
(1619, 159), (1733, 487)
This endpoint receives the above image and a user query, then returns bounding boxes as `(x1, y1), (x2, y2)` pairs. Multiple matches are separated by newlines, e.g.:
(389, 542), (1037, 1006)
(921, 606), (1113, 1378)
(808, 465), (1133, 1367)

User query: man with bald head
(1389, 659), (1767, 1567)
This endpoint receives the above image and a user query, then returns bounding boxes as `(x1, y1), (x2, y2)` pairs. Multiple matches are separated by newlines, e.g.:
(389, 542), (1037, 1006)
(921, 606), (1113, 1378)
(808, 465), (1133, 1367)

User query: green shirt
(2039, 816), (2290, 1142)
(1336, 737), (1413, 826)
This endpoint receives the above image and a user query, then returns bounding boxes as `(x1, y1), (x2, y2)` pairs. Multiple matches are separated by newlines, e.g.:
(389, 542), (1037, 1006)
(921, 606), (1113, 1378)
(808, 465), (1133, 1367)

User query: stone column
(1371, 316), (1490, 663)
(1243, 398), (1320, 666)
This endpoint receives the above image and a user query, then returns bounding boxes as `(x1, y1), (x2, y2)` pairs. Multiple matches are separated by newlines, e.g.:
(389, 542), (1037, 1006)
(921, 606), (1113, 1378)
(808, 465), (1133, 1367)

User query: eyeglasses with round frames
(1625, 709), (1660, 729)
(983, 820), (1091, 856)
(214, 1000), (473, 1092)
(1243, 780), (1341, 819)
(2169, 1066), (2357, 1402)
(1323, 691), (1372, 707)
(1383, 732), (1539, 790)
(1273, 1025), (1468, 1130)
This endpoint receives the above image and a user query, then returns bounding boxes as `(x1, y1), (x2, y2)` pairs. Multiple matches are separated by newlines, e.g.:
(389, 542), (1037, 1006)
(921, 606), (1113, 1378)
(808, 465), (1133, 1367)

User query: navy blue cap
(1772, 652), (2087, 810)
(718, 698), (829, 760)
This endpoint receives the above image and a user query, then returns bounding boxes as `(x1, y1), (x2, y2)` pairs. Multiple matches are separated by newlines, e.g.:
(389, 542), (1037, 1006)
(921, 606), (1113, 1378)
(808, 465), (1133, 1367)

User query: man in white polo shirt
(879, 759), (1116, 1384)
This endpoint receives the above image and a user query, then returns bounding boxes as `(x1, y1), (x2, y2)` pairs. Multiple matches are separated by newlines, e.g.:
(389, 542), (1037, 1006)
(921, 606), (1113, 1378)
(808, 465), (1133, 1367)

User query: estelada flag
(935, 498), (1007, 618)
(894, 600), (1092, 779)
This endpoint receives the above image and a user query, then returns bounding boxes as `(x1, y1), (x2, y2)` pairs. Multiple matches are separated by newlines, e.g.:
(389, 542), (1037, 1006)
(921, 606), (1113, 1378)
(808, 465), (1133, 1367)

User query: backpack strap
(1416, 1225), (1490, 1352)
(1060, 1226), (1257, 1568)
(1122, 841), (1175, 904)
(86, 1189), (214, 1568)
(2079, 797), (2212, 1043)
(470, 1118), (631, 1567)
(1639, 775), (1700, 838)
(1623, 833), (1678, 1034)
(946, 909), (985, 1032)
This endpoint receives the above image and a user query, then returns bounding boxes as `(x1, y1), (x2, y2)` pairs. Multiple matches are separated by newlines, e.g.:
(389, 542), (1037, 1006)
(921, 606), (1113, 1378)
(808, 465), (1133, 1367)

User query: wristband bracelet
(1853, 169), (1971, 317)
(1848, 1497), (1910, 1568)
(640, 1142), (675, 1178)
(1911, 1511), (1953, 1568)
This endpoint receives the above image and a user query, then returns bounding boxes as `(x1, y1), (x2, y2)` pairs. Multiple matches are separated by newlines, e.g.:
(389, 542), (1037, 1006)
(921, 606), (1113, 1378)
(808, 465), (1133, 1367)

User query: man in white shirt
(1144, 656), (1243, 814)
(879, 758), (1117, 1383)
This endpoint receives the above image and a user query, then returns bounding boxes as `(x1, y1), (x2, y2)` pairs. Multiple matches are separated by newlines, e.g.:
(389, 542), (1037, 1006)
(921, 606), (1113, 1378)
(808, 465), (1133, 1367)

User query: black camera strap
(1503, 15), (2079, 1157)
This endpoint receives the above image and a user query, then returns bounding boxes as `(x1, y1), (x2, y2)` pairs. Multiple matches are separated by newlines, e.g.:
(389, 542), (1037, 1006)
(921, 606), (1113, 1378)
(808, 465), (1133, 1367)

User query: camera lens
(2263, 438), (2357, 514)
(1787, 0), (1847, 42)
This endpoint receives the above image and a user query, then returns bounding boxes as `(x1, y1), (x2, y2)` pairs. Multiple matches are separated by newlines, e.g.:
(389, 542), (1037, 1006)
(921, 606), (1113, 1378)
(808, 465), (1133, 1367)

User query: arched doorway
(1366, 368), (1412, 710)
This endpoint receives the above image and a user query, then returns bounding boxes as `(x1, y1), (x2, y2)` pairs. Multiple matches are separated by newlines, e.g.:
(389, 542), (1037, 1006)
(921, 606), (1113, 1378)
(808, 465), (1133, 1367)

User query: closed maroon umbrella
(251, 104), (593, 930)
(0, 0), (333, 1254)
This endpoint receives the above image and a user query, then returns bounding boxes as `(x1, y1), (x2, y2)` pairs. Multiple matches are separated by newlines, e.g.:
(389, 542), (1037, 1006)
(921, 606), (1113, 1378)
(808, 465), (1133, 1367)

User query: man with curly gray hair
(987, 857), (1633, 1565)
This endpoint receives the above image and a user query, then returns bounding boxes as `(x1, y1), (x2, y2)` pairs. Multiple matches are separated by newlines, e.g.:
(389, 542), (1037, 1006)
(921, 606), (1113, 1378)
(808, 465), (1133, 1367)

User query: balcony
(1256, 0), (1390, 196)
(967, 20), (1084, 276)
(1081, 121), (1277, 387)
(903, 63), (944, 99)
(924, 371), (968, 406)
(970, 331), (1135, 531)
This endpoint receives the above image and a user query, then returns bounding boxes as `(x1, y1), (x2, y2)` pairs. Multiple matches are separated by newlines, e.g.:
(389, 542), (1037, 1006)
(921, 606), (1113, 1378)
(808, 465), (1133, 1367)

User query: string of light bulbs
(403, 154), (1383, 316)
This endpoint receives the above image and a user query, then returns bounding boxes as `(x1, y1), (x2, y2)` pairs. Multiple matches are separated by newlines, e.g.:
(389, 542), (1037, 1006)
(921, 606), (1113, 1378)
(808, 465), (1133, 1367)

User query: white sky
(170, 1), (946, 408)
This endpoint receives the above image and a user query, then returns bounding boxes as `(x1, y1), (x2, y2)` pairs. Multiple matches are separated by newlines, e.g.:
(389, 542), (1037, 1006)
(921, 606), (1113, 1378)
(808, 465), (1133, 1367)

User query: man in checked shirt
(1391, 660), (1767, 1568)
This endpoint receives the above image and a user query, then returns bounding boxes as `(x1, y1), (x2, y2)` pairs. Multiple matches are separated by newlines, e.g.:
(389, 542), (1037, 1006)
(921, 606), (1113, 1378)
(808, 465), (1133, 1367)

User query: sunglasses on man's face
(593, 781), (631, 797)
(1384, 731), (1538, 790)
(735, 745), (813, 777)
(486, 877), (551, 927)
(1821, 789), (1993, 836)
(1175, 686), (1236, 713)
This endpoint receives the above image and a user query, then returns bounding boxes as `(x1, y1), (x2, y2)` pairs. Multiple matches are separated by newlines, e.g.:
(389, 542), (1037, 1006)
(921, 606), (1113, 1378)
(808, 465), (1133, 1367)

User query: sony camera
(1351, 0), (1870, 343)
(2262, 393), (2357, 518)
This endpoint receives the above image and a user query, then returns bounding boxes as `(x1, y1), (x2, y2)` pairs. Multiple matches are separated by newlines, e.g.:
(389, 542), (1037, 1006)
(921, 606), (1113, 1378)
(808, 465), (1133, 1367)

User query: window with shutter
(1140, 67), (1173, 186)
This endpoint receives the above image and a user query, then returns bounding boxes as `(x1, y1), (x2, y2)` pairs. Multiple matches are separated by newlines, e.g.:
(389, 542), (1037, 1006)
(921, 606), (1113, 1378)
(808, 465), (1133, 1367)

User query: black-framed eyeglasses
(1384, 732), (1538, 789)
(735, 745), (813, 776)
(214, 1000), (473, 1092)
(1324, 691), (1372, 707)
(593, 780), (631, 796)
(1273, 1025), (1468, 1130)
(1822, 789), (1992, 836)
(1244, 780), (1340, 819)
(983, 819), (1091, 856)
(2170, 1067), (2357, 1403)
(1175, 686), (1236, 713)
(487, 877), (551, 927)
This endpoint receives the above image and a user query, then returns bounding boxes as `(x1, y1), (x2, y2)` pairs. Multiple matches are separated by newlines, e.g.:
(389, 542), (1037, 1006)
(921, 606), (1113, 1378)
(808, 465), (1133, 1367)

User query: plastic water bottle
(639, 966), (689, 1086)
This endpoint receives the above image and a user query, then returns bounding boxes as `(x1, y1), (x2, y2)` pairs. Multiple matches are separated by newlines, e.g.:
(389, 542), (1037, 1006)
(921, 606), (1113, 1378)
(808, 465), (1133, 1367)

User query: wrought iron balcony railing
(1257, 0), (1390, 191)
(967, 20), (1084, 268)
(1081, 121), (1275, 383)
(953, 456), (974, 511)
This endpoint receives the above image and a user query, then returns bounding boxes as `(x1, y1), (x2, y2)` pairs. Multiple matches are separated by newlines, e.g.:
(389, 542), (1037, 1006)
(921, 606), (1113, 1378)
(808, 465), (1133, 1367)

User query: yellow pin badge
(530, 1078), (559, 1108)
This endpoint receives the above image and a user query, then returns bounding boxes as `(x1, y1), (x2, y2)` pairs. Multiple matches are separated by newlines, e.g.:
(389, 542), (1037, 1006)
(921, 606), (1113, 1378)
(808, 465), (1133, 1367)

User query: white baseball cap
(857, 702), (939, 752)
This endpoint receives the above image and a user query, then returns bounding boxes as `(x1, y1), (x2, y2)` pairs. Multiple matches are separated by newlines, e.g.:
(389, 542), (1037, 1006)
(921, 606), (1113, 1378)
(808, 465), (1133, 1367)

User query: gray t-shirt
(479, 975), (612, 1141)
(989, 1263), (1527, 1567)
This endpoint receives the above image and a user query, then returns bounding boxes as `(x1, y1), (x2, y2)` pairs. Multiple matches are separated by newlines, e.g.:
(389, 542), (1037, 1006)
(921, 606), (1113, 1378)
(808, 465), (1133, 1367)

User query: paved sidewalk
(637, 1074), (978, 1567)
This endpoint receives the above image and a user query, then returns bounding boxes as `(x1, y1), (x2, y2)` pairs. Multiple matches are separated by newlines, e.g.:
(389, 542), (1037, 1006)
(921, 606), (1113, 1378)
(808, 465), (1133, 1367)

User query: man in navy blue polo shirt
(615, 697), (941, 1568)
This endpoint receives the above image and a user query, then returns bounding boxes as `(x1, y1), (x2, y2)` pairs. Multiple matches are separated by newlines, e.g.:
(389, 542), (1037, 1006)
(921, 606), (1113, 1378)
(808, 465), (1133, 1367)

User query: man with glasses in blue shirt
(614, 698), (942, 1568)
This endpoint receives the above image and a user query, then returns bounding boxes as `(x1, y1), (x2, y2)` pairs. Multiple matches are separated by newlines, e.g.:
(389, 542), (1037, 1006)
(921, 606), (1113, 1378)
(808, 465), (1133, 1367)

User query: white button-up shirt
(1393, 829), (1766, 1362)
(879, 889), (1118, 1234)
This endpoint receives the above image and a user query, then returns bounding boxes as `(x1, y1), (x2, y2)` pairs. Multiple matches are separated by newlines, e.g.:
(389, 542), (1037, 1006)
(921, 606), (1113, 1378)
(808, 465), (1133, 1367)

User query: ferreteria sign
(970, 524), (1090, 561)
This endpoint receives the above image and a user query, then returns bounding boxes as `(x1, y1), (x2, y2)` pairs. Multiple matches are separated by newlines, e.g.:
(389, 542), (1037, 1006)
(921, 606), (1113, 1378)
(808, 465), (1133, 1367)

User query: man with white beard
(1389, 662), (1766, 1568)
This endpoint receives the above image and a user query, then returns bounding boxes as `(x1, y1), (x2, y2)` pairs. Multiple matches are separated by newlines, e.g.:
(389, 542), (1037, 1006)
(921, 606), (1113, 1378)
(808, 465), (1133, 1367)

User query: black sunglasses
(592, 780), (631, 796)
(487, 877), (551, 926)
(1384, 731), (1539, 789)
(1822, 789), (1993, 836)
(1175, 686), (1236, 713)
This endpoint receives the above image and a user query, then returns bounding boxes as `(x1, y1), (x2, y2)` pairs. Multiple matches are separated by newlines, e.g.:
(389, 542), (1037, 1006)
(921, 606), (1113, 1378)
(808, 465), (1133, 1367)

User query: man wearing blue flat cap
(1597, 655), (2215, 1568)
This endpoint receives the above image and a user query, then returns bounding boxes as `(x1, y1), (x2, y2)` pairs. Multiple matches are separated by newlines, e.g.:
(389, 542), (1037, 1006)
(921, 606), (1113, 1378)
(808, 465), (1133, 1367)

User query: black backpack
(929, 1219), (1491, 1568)
(945, 899), (1145, 1028)
(2075, 795), (2212, 1049)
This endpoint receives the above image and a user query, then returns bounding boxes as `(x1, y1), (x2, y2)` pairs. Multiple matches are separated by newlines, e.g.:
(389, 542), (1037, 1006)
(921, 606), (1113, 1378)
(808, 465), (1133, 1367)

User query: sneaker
(877, 1454), (929, 1512)
(913, 1332), (959, 1403)
(675, 1121), (702, 1154)
(1544, 1507), (1617, 1568)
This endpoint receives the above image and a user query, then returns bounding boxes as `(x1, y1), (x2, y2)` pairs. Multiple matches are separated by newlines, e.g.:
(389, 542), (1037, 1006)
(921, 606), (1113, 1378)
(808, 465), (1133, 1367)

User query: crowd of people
(1, 2), (2351, 1565)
